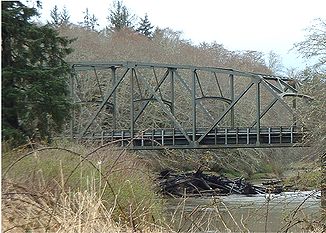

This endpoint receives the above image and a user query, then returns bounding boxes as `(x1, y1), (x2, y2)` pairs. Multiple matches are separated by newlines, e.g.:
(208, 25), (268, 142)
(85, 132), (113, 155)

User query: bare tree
(267, 50), (284, 75)
(294, 18), (326, 208)
(294, 18), (326, 69)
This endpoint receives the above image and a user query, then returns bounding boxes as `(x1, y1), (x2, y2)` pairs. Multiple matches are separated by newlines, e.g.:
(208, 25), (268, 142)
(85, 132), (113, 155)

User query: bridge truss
(70, 62), (309, 149)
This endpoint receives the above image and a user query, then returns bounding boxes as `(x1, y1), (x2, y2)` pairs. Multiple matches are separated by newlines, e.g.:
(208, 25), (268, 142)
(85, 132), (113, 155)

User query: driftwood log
(158, 169), (283, 197)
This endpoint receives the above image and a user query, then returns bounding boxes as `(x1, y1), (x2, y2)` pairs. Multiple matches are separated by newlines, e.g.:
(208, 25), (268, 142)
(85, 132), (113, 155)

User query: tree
(294, 18), (326, 70)
(49, 5), (60, 27)
(60, 6), (71, 26)
(107, 0), (134, 31)
(266, 50), (284, 75)
(293, 19), (326, 155)
(136, 13), (154, 38)
(79, 8), (99, 31)
(48, 5), (71, 28)
(294, 17), (326, 209)
(1, 1), (74, 145)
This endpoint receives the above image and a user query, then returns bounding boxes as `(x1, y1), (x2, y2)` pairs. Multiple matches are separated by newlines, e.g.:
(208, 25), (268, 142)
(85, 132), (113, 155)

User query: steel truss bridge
(70, 62), (310, 150)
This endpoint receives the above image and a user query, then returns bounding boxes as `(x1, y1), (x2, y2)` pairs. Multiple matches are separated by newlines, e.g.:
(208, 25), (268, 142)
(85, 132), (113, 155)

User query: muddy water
(165, 191), (322, 232)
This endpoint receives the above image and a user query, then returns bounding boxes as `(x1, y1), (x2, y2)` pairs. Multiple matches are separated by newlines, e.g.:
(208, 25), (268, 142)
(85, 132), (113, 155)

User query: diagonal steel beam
(137, 72), (192, 143)
(71, 72), (104, 131)
(261, 79), (294, 115)
(250, 85), (291, 127)
(174, 70), (215, 123)
(213, 72), (224, 97)
(79, 68), (130, 138)
(250, 98), (278, 127)
(93, 67), (104, 100)
(264, 79), (285, 94)
(198, 81), (255, 143)
(279, 79), (298, 93)
(133, 69), (170, 123)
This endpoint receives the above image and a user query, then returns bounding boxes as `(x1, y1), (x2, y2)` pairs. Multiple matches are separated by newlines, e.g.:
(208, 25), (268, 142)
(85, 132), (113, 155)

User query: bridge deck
(80, 126), (305, 149)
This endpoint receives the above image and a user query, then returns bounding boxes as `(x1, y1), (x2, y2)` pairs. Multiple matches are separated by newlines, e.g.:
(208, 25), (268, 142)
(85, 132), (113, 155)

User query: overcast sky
(34, 0), (326, 71)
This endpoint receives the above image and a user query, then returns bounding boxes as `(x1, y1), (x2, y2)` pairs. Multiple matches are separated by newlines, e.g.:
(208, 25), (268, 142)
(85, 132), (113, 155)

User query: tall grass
(2, 141), (324, 232)
(1, 141), (163, 232)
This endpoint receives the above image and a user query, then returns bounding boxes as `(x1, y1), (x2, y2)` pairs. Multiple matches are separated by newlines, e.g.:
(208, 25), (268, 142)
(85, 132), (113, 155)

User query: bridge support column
(256, 80), (261, 145)
(70, 71), (75, 139)
(230, 74), (235, 128)
(130, 68), (135, 145)
(170, 68), (175, 127)
(111, 67), (117, 130)
(192, 69), (197, 142)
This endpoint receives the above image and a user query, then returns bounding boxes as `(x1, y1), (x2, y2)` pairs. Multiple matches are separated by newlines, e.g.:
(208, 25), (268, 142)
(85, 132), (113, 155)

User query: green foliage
(49, 5), (60, 26)
(136, 14), (154, 38)
(48, 5), (71, 27)
(78, 8), (99, 31)
(60, 6), (71, 26)
(107, 0), (135, 31)
(1, 1), (74, 146)
(284, 167), (321, 190)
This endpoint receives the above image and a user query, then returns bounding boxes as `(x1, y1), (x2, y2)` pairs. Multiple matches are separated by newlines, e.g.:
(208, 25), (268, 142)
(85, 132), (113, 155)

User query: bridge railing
(70, 62), (310, 149)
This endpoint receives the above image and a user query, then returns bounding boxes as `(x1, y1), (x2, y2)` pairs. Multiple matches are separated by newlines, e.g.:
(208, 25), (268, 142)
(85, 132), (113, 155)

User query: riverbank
(2, 141), (324, 232)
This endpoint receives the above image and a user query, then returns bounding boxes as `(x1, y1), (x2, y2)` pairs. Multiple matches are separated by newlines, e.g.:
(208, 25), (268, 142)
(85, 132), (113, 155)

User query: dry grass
(1, 141), (164, 233)
(2, 180), (119, 233)
(2, 178), (171, 233)
(2, 141), (324, 233)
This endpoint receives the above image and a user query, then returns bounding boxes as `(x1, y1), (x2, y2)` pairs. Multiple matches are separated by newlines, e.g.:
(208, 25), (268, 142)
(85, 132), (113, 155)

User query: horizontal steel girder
(70, 61), (310, 150)
(79, 126), (307, 150)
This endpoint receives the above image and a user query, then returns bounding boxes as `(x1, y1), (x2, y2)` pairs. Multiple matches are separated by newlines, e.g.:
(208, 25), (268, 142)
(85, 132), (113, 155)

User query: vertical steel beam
(170, 68), (175, 127)
(250, 98), (277, 127)
(175, 71), (215, 122)
(138, 74), (191, 142)
(133, 69), (169, 123)
(292, 97), (297, 126)
(198, 81), (254, 143)
(229, 74), (235, 128)
(256, 81), (261, 145)
(79, 68), (129, 138)
(130, 68), (135, 140)
(70, 69), (75, 139)
(93, 67), (104, 99)
(213, 72), (224, 97)
(192, 69), (197, 143)
(111, 67), (117, 129)
(261, 80), (294, 114)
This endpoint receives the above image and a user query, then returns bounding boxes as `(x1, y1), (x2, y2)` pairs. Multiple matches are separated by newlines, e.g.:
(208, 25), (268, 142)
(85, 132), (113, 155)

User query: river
(164, 191), (322, 232)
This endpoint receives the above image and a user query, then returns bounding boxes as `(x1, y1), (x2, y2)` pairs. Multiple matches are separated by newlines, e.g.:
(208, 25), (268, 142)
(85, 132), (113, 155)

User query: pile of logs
(158, 169), (283, 197)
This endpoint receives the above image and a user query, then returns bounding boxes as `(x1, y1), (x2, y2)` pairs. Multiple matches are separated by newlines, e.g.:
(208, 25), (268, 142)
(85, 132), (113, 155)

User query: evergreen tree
(1, 1), (74, 145)
(107, 0), (134, 31)
(89, 14), (99, 31)
(49, 5), (60, 27)
(60, 6), (71, 26)
(136, 13), (154, 38)
(49, 5), (71, 28)
(79, 8), (99, 31)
